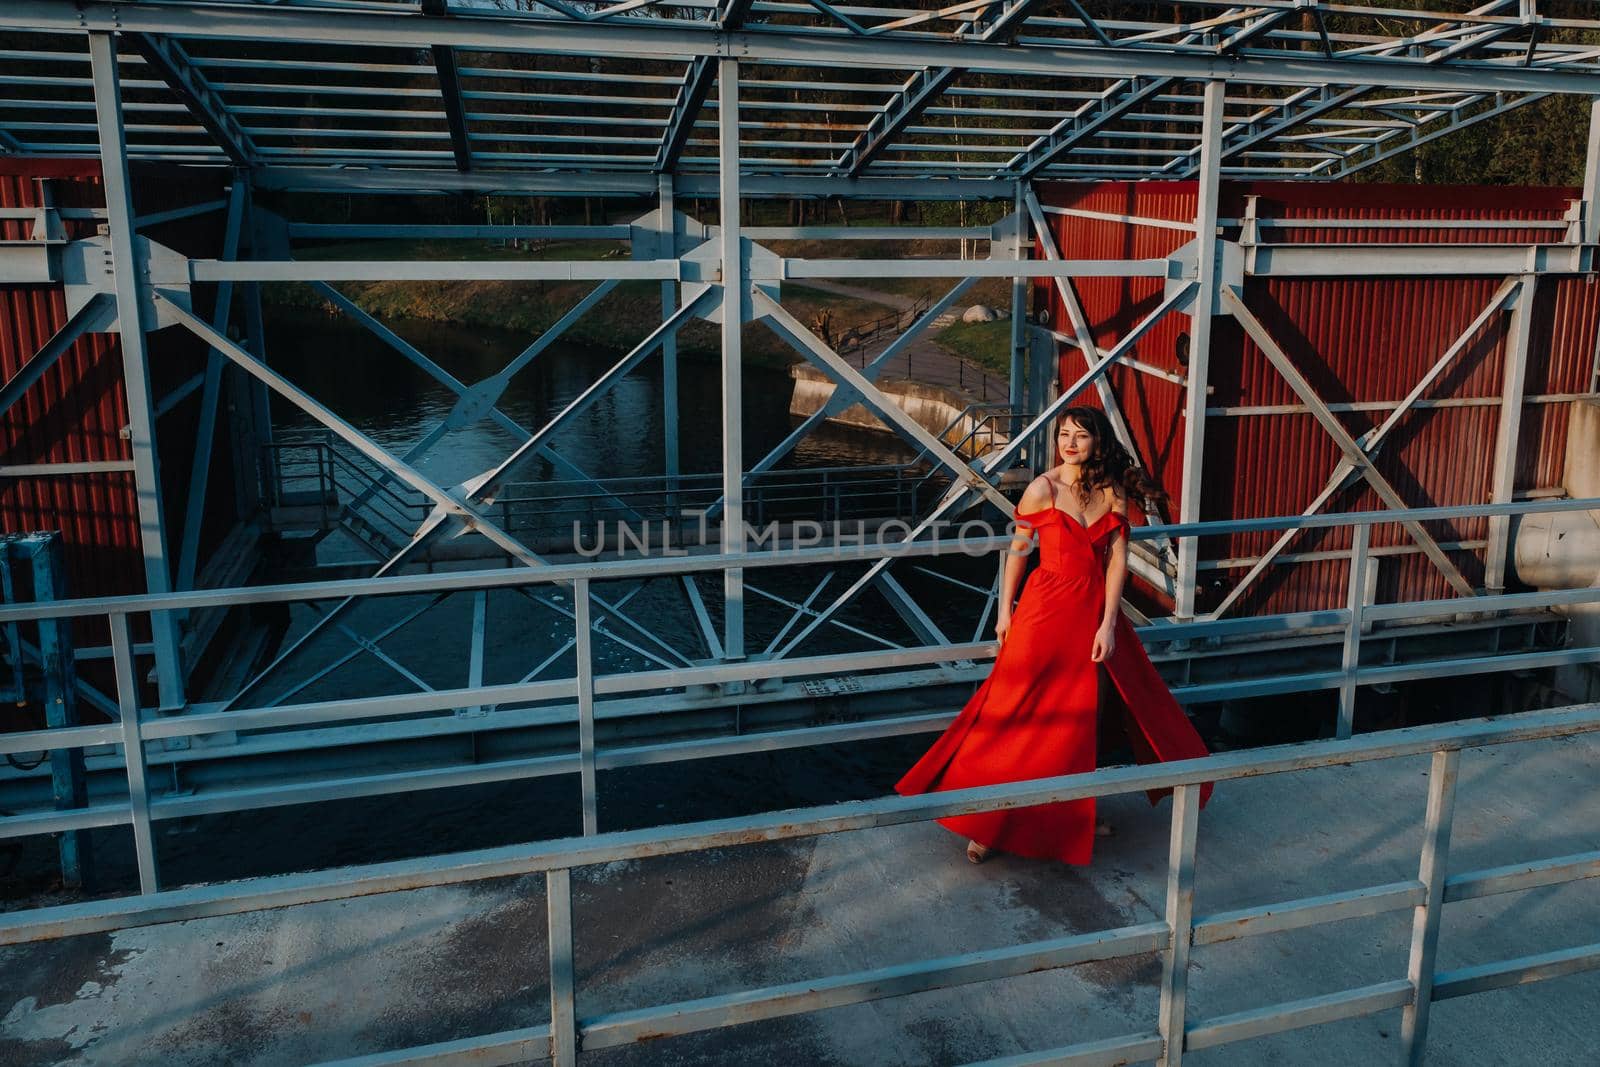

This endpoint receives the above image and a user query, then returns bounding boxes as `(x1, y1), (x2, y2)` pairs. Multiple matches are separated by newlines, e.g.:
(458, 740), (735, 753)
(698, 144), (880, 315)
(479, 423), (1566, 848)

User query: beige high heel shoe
(966, 839), (993, 864)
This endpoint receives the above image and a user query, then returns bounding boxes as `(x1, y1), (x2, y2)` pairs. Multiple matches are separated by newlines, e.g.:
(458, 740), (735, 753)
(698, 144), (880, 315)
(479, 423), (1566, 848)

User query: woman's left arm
(1091, 489), (1129, 662)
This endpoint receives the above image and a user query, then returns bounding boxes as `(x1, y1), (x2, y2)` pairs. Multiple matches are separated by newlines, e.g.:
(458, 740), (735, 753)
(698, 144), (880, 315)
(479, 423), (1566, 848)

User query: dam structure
(1, 2), (1599, 1064)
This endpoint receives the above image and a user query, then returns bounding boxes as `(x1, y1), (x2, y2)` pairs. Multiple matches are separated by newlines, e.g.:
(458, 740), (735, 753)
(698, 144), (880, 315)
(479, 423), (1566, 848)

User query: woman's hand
(996, 610), (1012, 644)
(1090, 622), (1116, 662)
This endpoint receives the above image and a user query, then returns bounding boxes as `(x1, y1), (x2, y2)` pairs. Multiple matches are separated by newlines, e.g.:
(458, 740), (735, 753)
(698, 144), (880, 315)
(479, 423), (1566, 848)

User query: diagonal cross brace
(458, 290), (716, 508)
(1208, 278), (1519, 618)
(1022, 191), (1177, 552)
(1220, 286), (1477, 600)
(421, 0), (473, 172)
(223, 291), (709, 707)
(771, 285), (1196, 660)
(837, 0), (1047, 178)
(700, 275), (977, 524)
(0, 295), (110, 422)
(1005, 75), (1173, 180)
(309, 280), (638, 521)
(155, 293), (549, 568)
(131, 34), (256, 167)
(657, 0), (756, 172)
(755, 290), (1013, 516)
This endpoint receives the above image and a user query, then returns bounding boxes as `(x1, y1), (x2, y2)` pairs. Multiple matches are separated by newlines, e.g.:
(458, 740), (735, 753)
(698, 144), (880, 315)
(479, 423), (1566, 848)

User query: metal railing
(2, 705), (1597, 1067)
(264, 434), (427, 553)
(835, 293), (933, 355)
(493, 464), (945, 532)
(2, 496), (1598, 903)
(956, 358), (1008, 402)
(263, 432), (960, 542)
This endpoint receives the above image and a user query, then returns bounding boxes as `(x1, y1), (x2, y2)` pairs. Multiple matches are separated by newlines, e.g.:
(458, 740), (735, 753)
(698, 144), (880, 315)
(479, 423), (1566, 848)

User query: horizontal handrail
(1, 495), (1596, 625)
(3, 702), (1597, 944)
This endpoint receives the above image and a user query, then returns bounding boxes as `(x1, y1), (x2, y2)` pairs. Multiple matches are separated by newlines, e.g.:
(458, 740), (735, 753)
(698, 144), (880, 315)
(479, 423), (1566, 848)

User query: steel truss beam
(90, 32), (185, 710)
(1327, 91), (1546, 182)
(420, 0), (473, 173)
(175, 181), (247, 594)
(1167, 0), (1528, 180)
(1007, 75), (1173, 180)
(128, 32), (257, 167)
(657, 0), (756, 173)
(826, 0), (1056, 178)
(8, 4), (1600, 98)
(250, 168), (1011, 199)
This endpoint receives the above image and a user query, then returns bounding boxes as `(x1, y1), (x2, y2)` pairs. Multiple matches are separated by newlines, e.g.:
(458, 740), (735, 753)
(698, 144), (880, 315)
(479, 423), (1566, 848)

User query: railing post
(658, 171), (682, 524)
(1157, 783), (1201, 1066)
(717, 57), (746, 667)
(1338, 521), (1372, 740)
(90, 31), (184, 712)
(1010, 182), (1027, 438)
(546, 867), (578, 1067)
(574, 578), (598, 836)
(1176, 78), (1226, 621)
(109, 612), (160, 894)
(1400, 748), (1460, 1066)
(32, 536), (91, 890)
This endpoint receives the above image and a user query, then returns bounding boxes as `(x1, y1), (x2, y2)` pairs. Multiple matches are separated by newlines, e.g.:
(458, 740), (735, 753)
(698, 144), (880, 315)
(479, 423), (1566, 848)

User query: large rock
(961, 304), (1001, 323)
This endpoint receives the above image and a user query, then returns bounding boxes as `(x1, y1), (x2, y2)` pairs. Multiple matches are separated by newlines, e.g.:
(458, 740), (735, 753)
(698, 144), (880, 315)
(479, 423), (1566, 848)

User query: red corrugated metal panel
(0, 169), (143, 603)
(1036, 180), (1599, 617)
(1519, 275), (1600, 487)
(1038, 182), (1197, 515)
(0, 160), (233, 605)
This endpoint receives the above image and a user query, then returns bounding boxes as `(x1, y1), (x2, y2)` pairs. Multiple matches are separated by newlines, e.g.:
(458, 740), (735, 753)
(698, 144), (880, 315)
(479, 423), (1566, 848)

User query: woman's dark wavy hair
(1055, 406), (1169, 511)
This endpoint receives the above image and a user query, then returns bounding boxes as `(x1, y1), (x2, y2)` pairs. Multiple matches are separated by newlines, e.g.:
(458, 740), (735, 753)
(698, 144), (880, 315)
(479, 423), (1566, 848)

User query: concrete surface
(2, 732), (1596, 1066)
(789, 366), (1008, 458)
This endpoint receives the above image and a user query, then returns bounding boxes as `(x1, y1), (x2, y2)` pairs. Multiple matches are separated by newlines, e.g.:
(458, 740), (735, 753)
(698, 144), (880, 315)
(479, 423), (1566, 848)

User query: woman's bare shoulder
(1018, 475), (1055, 513)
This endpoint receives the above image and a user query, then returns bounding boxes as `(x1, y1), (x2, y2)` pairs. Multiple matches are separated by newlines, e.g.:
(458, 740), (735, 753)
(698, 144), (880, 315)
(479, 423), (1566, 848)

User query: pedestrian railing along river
(2, 707), (1597, 1066)
(2, 497), (1599, 897)
(262, 433), (959, 550)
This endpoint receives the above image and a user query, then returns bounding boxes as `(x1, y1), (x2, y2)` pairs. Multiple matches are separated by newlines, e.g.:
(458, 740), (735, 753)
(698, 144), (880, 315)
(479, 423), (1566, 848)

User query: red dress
(895, 506), (1214, 865)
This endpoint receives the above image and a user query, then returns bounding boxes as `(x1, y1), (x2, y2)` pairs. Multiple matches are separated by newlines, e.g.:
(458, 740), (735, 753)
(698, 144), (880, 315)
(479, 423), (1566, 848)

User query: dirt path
(791, 278), (922, 314)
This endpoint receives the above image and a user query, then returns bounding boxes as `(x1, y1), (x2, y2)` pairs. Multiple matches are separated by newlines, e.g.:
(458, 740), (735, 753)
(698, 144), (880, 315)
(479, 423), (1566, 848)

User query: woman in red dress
(896, 406), (1213, 865)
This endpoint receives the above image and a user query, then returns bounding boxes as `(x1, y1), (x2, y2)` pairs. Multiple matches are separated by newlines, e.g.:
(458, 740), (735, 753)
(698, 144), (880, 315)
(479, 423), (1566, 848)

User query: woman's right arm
(997, 478), (1050, 642)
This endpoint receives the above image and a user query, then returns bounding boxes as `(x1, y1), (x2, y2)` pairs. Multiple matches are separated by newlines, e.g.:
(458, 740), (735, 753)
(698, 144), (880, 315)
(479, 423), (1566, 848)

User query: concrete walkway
(800, 279), (1014, 405)
(2, 731), (1595, 1065)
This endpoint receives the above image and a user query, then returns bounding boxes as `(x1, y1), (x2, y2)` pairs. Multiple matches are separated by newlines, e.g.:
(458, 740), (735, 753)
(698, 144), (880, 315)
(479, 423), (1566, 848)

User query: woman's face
(1058, 418), (1096, 464)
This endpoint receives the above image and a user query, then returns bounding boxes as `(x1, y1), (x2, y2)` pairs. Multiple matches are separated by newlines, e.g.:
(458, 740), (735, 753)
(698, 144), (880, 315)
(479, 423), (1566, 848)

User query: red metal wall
(0, 158), (235, 605)
(1035, 181), (1597, 616)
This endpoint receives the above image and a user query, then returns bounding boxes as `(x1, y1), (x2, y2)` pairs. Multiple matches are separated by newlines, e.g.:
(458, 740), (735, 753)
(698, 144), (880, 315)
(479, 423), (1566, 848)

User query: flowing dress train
(895, 506), (1214, 865)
